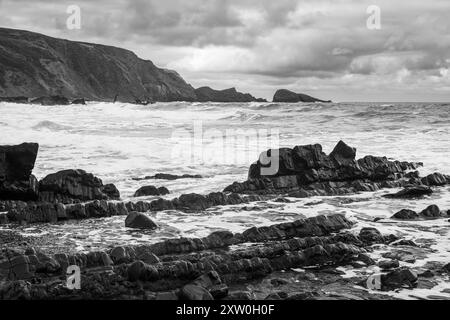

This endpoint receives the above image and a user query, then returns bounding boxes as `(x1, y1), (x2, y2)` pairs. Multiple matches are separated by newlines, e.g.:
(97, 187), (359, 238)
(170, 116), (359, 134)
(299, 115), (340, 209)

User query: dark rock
(133, 186), (169, 197)
(420, 173), (449, 186)
(225, 291), (254, 300)
(125, 212), (157, 230)
(329, 140), (356, 166)
(378, 259), (400, 270)
(359, 228), (383, 244)
(383, 186), (433, 199)
(381, 267), (418, 291)
(0, 96), (29, 104)
(39, 169), (117, 203)
(273, 89), (331, 103)
(101, 184), (120, 199)
(419, 205), (441, 218)
(0, 143), (39, 201)
(179, 284), (214, 300)
(195, 86), (266, 103)
(71, 98), (86, 105)
(0, 28), (197, 102)
(30, 96), (70, 105)
(392, 209), (419, 220)
(126, 260), (157, 282)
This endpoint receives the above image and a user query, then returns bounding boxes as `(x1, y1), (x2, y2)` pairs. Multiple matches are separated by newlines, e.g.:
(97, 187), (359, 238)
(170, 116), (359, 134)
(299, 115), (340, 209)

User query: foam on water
(0, 101), (449, 299)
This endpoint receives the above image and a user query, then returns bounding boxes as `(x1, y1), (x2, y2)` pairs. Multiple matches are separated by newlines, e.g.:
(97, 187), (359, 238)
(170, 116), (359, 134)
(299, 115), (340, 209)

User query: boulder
(359, 228), (384, 244)
(133, 186), (169, 197)
(419, 205), (441, 218)
(381, 267), (418, 291)
(392, 209), (419, 220)
(125, 212), (157, 230)
(39, 169), (118, 203)
(101, 184), (121, 199)
(0, 143), (39, 201)
(273, 89), (331, 103)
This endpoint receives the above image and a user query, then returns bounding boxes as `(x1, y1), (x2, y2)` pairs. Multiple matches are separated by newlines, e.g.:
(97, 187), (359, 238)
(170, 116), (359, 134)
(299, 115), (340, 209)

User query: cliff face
(195, 87), (266, 103)
(0, 28), (197, 102)
(273, 89), (331, 103)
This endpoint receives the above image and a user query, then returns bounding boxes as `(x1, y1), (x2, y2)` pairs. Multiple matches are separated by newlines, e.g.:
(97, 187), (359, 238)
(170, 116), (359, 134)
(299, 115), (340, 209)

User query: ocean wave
(32, 120), (73, 131)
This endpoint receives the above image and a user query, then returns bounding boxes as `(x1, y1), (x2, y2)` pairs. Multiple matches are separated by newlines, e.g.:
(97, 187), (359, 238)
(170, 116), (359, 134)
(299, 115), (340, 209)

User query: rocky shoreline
(1, 140), (449, 300)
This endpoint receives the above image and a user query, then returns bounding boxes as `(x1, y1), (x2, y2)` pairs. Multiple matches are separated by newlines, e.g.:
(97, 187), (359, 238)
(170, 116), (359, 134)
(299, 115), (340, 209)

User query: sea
(0, 101), (449, 299)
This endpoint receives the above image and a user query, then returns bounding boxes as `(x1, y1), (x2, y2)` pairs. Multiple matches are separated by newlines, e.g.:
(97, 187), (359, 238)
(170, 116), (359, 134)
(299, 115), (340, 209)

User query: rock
(421, 173), (449, 186)
(273, 89), (331, 103)
(179, 284), (214, 300)
(39, 169), (118, 203)
(0, 28), (197, 102)
(0, 96), (29, 104)
(381, 267), (418, 290)
(195, 86), (266, 103)
(378, 260), (400, 270)
(383, 186), (433, 199)
(225, 291), (254, 300)
(125, 212), (157, 230)
(359, 228), (383, 244)
(419, 205), (441, 218)
(30, 96), (70, 105)
(101, 184), (120, 199)
(329, 140), (356, 166)
(71, 98), (86, 105)
(138, 252), (160, 264)
(225, 141), (426, 197)
(392, 209), (419, 220)
(209, 284), (229, 299)
(133, 186), (170, 197)
(0, 143), (39, 201)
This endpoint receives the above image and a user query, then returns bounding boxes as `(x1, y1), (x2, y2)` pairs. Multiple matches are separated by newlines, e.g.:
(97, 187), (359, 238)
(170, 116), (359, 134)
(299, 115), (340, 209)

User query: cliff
(273, 89), (331, 103)
(0, 28), (197, 103)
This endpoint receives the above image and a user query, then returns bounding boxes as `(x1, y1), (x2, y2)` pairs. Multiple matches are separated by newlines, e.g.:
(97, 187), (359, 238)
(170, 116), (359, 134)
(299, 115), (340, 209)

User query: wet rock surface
(132, 173), (203, 181)
(0, 143), (39, 201)
(133, 186), (170, 197)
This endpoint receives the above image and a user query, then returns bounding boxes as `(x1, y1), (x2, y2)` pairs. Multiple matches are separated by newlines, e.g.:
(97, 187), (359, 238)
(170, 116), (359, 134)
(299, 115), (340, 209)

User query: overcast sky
(1, 0), (449, 101)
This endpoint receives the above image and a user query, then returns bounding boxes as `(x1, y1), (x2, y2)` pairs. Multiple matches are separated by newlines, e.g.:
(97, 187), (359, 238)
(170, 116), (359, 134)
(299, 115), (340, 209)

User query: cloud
(0, 0), (450, 101)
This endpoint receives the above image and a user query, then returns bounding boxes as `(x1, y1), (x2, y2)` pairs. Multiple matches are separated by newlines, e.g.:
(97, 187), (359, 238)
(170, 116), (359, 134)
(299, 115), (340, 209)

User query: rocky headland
(273, 89), (331, 103)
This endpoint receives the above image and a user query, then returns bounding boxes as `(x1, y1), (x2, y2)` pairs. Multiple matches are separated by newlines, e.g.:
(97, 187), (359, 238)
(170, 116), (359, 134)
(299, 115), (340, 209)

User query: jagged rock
(378, 260), (400, 270)
(39, 169), (118, 203)
(381, 267), (418, 291)
(273, 89), (331, 103)
(392, 209), (419, 220)
(0, 96), (29, 104)
(383, 186), (433, 199)
(0, 143), (39, 201)
(125, 212), (157, 230)
(133, 186), (169, 197)
(30, 96), (70, 105)
(329, 140), (356, 166)
(225, 141), (425, 197)
(419, 205), (441, 218)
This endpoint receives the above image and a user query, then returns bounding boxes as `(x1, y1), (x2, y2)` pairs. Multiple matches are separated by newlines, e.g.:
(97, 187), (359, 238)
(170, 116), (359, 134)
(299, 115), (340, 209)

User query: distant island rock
(195, 87), (266, 103)
(273, 89), (331, 103)
(0, 28), (197, 103)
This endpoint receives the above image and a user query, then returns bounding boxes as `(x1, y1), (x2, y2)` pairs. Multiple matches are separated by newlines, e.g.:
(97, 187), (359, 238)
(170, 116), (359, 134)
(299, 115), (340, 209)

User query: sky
(1, 0), (449, 102)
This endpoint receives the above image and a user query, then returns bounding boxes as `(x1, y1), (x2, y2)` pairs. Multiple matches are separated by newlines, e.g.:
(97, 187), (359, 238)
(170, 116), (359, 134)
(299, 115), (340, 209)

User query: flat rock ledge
(1, 214), (432, 300)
